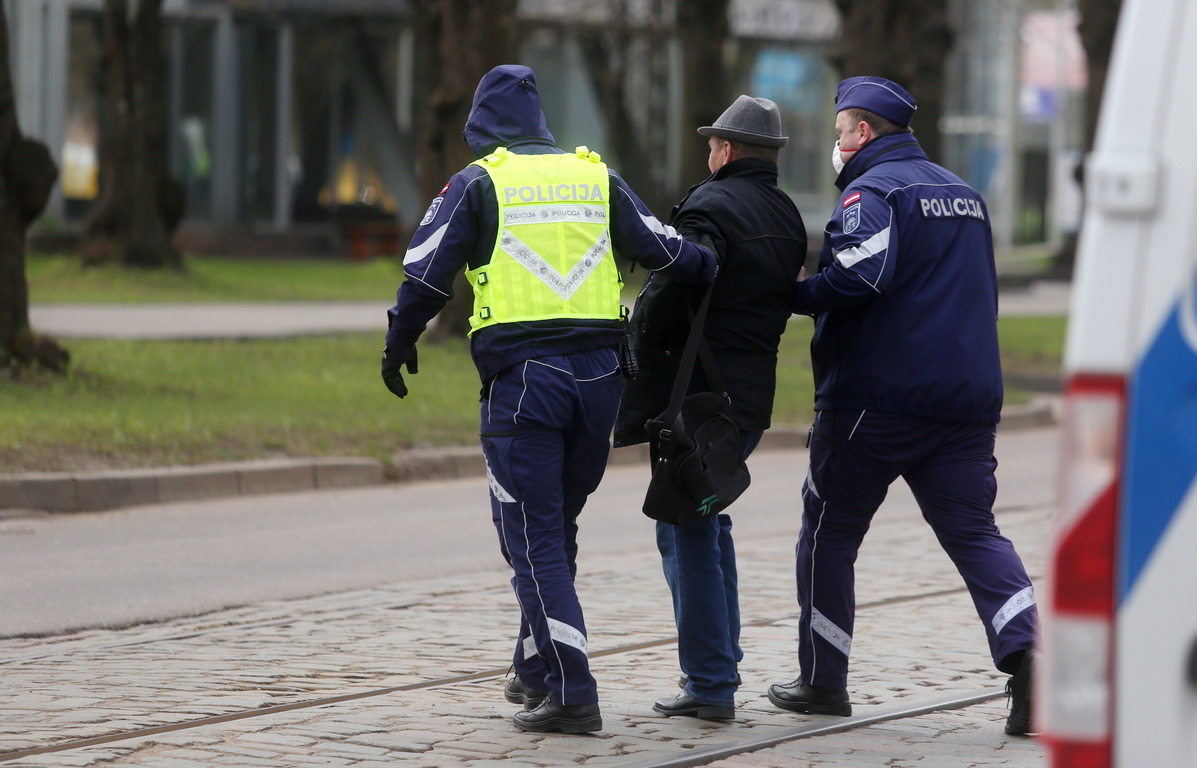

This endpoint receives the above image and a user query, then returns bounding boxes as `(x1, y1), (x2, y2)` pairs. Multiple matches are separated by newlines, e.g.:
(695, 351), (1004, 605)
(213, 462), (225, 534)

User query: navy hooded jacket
(385, 65), (716, 383)
(793, 132), (1003, 424)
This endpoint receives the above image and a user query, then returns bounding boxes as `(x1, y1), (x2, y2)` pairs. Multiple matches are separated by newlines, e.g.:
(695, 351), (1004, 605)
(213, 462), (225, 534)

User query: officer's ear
(855, 119), (874, 145)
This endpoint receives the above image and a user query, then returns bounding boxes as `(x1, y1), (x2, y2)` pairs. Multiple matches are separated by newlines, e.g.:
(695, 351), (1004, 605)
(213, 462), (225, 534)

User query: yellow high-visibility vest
(466, 146), (623, 335)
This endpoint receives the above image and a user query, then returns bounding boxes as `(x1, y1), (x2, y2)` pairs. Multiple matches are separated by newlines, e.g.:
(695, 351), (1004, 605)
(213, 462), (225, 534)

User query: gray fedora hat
(698, 95), (788, 148)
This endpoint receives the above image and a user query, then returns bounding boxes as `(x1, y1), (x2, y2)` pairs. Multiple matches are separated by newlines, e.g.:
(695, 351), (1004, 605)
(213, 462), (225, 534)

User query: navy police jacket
(793, 133), (1003, 424)
(385, 65), (715, 383)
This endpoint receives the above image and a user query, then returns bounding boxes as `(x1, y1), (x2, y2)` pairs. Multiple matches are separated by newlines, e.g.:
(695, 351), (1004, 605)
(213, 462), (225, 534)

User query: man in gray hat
(614, 95), (808, 720)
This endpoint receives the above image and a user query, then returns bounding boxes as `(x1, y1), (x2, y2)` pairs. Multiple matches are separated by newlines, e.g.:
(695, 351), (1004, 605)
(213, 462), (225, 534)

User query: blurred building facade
(8, 0), (1085, 253)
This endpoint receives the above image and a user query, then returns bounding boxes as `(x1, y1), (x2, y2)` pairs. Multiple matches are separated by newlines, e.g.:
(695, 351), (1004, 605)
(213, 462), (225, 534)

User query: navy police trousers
(796, 410), (1038, 691)
(480, 348), (623, 706)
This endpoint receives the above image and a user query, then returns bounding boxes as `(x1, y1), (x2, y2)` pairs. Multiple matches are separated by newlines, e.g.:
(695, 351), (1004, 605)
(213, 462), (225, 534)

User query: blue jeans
(656, 430), (762, 706)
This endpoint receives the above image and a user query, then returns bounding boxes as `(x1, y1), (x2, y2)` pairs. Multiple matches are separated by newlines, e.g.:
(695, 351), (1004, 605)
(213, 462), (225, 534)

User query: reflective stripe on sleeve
(833, 226), (891, 270)
(403, 222), (449, 266)
(637, 209), (681, 241)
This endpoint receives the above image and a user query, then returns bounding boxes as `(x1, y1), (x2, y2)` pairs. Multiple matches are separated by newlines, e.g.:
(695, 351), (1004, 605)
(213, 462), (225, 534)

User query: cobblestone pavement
(0, 488), (1049, 767)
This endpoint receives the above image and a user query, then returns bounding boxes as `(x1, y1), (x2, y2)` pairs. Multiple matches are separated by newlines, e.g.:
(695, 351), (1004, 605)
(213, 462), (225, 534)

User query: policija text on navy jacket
(385, 67), (717, 383)
(793, 132), (1003, 425)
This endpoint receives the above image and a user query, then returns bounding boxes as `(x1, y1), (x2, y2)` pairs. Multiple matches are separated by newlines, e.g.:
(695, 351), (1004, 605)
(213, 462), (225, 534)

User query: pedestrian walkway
(26, 281), (1069, 341)
(28, 301), (387, 340)
(0, 472), (1050, 767)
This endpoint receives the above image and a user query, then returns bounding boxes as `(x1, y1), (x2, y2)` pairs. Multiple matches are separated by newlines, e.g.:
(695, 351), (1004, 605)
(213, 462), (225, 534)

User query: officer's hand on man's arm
(381, 347), (419, 399)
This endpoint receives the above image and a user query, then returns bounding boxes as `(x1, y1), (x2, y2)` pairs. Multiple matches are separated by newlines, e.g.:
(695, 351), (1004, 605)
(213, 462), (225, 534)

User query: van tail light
(1040, 374), (1124, 768)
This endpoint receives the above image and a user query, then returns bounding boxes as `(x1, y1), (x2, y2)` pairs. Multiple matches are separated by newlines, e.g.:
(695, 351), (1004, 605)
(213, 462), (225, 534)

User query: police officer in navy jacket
(381, 64), (716, 734)
(766, 77), (1038, 736)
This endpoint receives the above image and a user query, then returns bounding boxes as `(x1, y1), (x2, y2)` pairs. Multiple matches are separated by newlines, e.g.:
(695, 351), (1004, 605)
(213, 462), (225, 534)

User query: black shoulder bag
(642, 286), (750, 526)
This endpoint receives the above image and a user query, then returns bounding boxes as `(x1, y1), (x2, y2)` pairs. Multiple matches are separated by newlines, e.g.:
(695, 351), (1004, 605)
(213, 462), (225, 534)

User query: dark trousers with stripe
(480, 348), (623, 706)
(795, 410), (1038, 691)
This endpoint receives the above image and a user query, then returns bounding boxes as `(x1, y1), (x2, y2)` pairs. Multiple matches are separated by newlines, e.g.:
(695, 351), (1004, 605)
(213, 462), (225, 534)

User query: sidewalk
(27, 301), (387, 340)
(26, 281), (1070, 341)
(0, 399), (1058, 513)
(0, 461), (1050, 767)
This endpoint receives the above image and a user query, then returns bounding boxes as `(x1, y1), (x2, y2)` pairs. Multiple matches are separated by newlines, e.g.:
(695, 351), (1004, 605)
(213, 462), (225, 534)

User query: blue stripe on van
(1121, 302), (1197, 600)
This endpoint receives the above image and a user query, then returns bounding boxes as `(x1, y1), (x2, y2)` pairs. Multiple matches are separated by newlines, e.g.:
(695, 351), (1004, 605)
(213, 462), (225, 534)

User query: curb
(1, 401), (1058, 514)
(0, 458), (383, 514)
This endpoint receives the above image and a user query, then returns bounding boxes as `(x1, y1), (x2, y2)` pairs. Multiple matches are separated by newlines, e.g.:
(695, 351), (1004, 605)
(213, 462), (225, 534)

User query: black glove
(381, 346), (418, 399)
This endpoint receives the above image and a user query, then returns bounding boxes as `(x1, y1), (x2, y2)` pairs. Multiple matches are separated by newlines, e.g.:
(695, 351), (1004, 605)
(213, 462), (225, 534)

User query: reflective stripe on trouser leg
(481, 349), (621, 706)
(795, 411), (893, 691)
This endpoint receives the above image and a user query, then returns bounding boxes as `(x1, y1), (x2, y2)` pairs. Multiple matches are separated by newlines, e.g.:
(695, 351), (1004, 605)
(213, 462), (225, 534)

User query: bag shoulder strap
(661, 285), (729, 425)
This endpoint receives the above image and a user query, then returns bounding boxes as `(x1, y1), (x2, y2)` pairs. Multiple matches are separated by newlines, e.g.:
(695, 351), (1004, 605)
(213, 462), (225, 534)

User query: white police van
(1038, 0), (1197, 765)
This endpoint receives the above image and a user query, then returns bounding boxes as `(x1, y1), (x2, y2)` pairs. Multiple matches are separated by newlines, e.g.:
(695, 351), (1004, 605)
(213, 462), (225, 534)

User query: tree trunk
(575, 23), (648, 198)
(831, 0), (953, 163)
(81, 0), (183, 269)
(574, 2), (678, 217)
(0, 0), (68, 373)
(414, 0), (517, 343)
(679, 0), (730, 174)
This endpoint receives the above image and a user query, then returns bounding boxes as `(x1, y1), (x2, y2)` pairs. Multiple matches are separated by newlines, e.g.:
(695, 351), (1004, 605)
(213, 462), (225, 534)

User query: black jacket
(613, 158), (807, 446)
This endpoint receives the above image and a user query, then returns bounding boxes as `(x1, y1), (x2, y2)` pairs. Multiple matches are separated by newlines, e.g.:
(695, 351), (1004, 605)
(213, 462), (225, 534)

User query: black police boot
(513, 695), (602, 734)
(653, 691), (735, 720)
(503, 675), (548, 709)
(767, 679), (852, 716)
(1004, 652), (1034, 735)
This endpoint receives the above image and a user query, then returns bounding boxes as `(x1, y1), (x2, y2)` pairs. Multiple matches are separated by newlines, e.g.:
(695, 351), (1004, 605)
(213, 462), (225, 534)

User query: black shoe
(653, 691), (735, 720)
(767, 679), (852, 716)
(513, 696), (602, 733)
(1004, 652), (1034, 735)
(504, 675), (548, 709)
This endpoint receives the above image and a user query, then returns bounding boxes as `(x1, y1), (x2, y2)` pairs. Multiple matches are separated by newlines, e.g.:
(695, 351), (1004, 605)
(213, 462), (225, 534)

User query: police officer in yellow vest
(382, 65), (716, 734)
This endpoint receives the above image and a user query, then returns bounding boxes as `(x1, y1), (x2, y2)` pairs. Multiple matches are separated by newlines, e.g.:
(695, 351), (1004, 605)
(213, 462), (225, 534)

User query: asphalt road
(0, 426), (1058, 638)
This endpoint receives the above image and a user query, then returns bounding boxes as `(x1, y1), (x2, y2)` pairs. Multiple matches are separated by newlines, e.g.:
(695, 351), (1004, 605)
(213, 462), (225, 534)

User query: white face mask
(832, 139), (860, 175)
